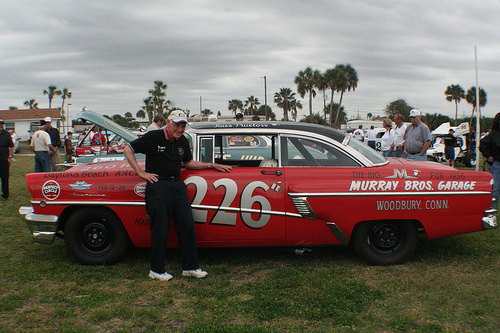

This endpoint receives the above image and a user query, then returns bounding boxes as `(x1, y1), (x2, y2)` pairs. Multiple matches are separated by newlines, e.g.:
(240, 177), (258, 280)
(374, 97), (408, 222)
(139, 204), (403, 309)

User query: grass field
(1, 143), (500, 332)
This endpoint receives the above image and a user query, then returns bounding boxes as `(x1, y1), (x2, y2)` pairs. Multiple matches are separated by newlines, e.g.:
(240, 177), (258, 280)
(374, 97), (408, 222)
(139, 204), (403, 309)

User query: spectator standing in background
(479, 112), (500, 209)
(366, 126), (376, 149)
(404, 109), (431, 160)
(146, 115), (165, 132)
(0, 119), (14, 200)
(64, 132), (74, 164)
(443, 128), (457, 167)
(393, 114), (407, 158)
(380, 119), (395, 157)
(31, 120), (56, 172)
(353, 125), (364, 142)
(45, 117), (61, 171)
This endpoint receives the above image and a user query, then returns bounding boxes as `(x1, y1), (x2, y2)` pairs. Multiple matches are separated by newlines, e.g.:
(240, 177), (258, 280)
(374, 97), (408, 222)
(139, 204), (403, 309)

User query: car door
(183, 134), (286, 241)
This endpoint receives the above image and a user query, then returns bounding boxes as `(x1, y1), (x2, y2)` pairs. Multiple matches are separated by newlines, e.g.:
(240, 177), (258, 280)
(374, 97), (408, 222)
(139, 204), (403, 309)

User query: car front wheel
(64, 208), (130, 265)
(352, 220), (418, 265)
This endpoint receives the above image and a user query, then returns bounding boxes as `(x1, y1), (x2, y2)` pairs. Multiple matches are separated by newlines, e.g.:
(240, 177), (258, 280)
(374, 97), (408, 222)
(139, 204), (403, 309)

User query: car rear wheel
(64, 208), (130, 265)
(352, 220), (418, 265)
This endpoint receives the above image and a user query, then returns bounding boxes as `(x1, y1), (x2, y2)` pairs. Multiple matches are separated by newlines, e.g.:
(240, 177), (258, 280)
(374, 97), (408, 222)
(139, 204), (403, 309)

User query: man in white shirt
(366, 126), (377, 149)
(146, 115), (166, 132)
(353, 125), (364, 142)
(30, 120), (56, 172)
(393, 114), (407, 158)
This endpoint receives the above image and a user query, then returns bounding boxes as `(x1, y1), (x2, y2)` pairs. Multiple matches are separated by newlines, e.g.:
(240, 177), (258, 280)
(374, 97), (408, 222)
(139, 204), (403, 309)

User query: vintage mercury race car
(20, 121), (498, 265)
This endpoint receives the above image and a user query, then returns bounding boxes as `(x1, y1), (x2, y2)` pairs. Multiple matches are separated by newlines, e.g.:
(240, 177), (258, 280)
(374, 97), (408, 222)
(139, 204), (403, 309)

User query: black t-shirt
(443, 133), (457, 147)
(0, 129), (14, 160)
(46, 127), (61, 148)
(129, 128), (192, 178)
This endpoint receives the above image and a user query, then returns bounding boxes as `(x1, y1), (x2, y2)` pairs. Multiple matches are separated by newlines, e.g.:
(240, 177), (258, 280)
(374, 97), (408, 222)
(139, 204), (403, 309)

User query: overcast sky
(2, 0), (500, 123)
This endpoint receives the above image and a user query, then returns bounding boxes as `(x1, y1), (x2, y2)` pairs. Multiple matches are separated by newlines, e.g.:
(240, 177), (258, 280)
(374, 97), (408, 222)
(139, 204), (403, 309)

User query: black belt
(35, 151), (49, 153)
(408, 152), (420, 155)
(158, 176), (179, 181)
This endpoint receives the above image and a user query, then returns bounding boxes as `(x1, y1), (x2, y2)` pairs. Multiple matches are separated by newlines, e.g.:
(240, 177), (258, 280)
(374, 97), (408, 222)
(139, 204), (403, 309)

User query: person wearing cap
(30, 120), (56, 172)
(44, 117), (62, 171)
(146, 114), (165, 132)
(404, 109), (431, 160)
(235, 113), (244, 121)
(0, 119), (14, 200)
(443, 128), (457, 167)
(123, 110), (232, 281)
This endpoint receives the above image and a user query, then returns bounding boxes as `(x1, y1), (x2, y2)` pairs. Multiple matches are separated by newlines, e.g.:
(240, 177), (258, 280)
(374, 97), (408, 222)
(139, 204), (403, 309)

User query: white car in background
(426, 122), (476, 167)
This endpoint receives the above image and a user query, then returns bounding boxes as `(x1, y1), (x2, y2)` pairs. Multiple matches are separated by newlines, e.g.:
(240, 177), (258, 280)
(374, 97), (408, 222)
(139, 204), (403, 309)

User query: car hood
(76, 109), (138, 142)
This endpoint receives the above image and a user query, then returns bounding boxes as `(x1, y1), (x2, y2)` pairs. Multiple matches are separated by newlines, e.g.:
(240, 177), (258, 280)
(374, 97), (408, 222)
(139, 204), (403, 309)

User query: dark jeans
(35, 152), (52, 172)
(145, 179), (200, 273)
(0, 160), (9, 199)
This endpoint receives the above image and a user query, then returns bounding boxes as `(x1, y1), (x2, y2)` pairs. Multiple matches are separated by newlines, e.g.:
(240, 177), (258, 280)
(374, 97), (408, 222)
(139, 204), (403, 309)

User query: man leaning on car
(123, 110), (232, 281)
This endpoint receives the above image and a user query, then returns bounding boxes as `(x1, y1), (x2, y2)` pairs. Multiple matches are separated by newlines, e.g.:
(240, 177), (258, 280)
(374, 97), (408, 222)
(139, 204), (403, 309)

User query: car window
(281, 136), (360, 167)
(213, 134), (277, 167)
(346, 135), (386, 164)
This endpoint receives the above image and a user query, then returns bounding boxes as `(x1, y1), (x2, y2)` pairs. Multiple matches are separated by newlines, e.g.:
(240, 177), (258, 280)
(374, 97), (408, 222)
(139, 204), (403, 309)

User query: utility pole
(262, 76), (268, 120)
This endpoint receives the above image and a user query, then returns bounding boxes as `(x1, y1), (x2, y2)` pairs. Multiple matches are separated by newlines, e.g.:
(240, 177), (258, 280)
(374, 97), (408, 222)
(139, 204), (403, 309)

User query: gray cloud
(1, 0), (499, 121)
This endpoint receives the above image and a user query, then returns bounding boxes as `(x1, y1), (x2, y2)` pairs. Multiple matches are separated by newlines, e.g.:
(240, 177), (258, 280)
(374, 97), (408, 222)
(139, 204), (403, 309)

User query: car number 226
(185, 176), (274, 229)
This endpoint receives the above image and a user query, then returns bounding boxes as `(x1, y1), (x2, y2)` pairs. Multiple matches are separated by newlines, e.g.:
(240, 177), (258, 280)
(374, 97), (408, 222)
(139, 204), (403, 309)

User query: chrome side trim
(289, 191), (491, 198)
(289, 196), (317, 219)
(31, 200), (145, 206)
(29, 201), (303, 218)
(326, 222), (349, 245)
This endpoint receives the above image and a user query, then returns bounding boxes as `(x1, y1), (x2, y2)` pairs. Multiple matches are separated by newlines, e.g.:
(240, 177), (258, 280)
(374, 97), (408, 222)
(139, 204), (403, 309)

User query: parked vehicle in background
(427, 122), (476, 167)
(20, 121), (497, 266)
(72, 110), (141, 163)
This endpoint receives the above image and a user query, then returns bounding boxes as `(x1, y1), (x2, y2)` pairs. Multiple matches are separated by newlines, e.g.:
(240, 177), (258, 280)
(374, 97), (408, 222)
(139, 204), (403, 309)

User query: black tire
(352, 220), (418, 265)
(464, 151), (476, 167)
(64, 208), (130, 265)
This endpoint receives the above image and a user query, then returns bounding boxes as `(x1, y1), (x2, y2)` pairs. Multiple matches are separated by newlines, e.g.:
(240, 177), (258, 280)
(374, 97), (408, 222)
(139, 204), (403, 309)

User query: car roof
(187, 121), (346, 142)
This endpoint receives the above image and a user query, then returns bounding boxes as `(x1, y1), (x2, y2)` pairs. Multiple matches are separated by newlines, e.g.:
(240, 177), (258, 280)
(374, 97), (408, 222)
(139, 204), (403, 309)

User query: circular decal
(42, 180), (60, 200)
(178, 147), (185, 156)
(134, 182), (147, 198)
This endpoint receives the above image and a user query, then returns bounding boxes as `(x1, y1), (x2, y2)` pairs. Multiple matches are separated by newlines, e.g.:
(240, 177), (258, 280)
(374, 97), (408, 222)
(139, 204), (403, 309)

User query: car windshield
(346, 135), (387, 164)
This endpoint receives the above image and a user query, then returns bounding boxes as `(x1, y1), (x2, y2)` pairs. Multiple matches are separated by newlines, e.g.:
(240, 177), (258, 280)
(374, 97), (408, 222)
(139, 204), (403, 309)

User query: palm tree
(316, 73), (329, 121)
(444, 84), (465, 125)
(274, 88), (296, 122)
(60, 88), (72, 123)
(323, 67), (342, 127)
(24, 99), (39, 109)
(141, 97), (155, 123)
(149, 81), (168, 115)
(294, 67), (321, 117)
(228, 99), (243, 116)
(466, 87), (487, 121)
(289, 98), (303, 122)
(334, 64), (358, 127)
(244, 96), (260, 115)
(43, 85), (62, 108)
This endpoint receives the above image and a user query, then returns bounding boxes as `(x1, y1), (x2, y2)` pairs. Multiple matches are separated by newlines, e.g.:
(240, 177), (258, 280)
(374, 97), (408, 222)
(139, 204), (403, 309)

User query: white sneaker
(149, 270), (173, 281)
(182, 268), (208, 278)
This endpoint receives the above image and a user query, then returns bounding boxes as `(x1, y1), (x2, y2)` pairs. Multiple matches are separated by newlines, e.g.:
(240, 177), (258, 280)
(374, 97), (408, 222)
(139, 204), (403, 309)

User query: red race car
(20, 119), (498, 265)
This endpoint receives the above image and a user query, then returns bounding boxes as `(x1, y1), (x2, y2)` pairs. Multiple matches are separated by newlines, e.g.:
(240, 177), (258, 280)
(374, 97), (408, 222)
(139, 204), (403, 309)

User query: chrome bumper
(482, 209), (498, 229)
(19, 206), (59, 245)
